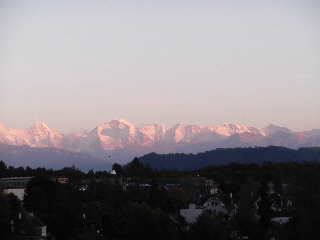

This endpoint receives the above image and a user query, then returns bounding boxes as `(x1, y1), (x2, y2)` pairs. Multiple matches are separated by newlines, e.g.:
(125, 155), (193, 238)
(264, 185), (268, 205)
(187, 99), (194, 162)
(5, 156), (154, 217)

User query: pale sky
(1, 0), (319, 134)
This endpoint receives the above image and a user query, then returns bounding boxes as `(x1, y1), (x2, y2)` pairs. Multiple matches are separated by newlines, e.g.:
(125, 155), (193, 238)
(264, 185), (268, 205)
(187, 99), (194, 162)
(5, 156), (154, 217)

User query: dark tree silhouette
(23, 176), (61, 215)
(112, 163), (123, 175)
(257, 179), (272, 231)
(0, 191), (11, 240)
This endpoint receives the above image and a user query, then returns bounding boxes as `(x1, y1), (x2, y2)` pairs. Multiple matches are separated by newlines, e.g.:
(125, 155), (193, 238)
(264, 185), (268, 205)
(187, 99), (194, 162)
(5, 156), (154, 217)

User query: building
(180, 193), (237, 224)
(0, 177), (33, 200)
(10, 207), (49, 240)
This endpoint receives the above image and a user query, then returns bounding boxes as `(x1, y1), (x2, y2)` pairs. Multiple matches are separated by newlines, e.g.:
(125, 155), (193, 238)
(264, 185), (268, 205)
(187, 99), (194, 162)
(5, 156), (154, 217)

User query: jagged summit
(0, 120), (319, 163)
(28, 121), (49, 128)
(99, 118), (135, 128)
(113, 118), (131, 124)
(26, 121), (57, 135)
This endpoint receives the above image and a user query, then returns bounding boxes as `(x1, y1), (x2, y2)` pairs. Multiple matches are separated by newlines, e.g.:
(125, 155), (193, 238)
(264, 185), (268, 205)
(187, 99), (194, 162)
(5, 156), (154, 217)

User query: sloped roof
(170, 213), (190, 226)
(198, 193), (233, 207)
(10, 207), (46, 237)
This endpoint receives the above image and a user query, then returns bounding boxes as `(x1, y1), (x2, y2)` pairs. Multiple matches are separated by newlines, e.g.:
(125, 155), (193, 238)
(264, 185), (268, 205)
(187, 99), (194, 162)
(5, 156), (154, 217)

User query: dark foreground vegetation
(1, 157), (320, 240)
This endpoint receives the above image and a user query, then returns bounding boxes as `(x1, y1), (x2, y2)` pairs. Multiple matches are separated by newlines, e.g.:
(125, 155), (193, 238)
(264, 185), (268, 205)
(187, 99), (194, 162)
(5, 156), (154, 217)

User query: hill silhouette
(137, 146), (320, 170)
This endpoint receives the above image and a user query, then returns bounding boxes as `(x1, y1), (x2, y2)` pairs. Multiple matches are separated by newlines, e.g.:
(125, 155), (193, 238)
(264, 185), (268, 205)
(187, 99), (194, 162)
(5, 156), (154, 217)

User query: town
(0, 158), (319, 240)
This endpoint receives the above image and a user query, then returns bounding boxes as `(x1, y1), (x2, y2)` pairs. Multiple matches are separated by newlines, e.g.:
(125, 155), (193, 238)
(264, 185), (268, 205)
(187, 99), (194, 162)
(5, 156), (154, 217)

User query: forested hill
(138, 146), (320, 170)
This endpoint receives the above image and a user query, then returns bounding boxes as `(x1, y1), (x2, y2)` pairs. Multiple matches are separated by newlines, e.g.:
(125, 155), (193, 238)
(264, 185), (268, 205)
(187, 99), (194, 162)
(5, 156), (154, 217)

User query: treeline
(138, 146), (320, 170)
(1, 157), (319, 196)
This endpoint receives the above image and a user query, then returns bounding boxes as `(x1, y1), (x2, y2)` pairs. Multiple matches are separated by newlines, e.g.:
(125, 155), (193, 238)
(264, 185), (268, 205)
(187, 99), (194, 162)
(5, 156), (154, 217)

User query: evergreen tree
(235, 179), (262, 240)
(148, 178), (163, 208)
(6, 193), (21, 212)
(191, 209), (229, 240)
(112, 163), (123, 176)
(273, 164), (283, 194)
(257, 179), (272, 231)
(0, 160), (7, 177)
(0, 191), (11, 240)
(23, 176), (62, 215)
(126, 157), (144, 178)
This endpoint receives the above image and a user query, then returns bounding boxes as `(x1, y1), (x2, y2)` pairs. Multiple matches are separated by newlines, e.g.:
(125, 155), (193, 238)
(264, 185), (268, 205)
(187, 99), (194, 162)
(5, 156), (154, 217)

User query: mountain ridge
(0, 119), (319, 165)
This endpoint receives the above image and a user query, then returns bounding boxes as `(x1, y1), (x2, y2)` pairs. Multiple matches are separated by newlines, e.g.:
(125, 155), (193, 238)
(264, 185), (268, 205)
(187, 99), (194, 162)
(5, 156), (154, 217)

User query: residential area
(0, 158), (319, 240)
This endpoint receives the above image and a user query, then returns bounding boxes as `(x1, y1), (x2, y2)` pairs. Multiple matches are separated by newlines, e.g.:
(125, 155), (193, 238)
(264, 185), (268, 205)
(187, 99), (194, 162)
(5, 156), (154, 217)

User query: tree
(24, 176), (61, 215)
(114, 204), (176, 240)
(143, 162), (153, 179)
(257, 179), (272, 231)
(6, 193), (21, 212)
(0, 160), (7, 177)
(289, 160), (320, 239)
(235, 179), (262, 240)
(164, 187), (187, 213)
(148, 178), (165, 208)
(191, 209), (229, 240)
(87, 169), (94, 176)
(181, 176), (197, 203)
(0, 191), (11, 240)
(272, 164), (283, 194)
(112, 163), (123, 176)
(126, 157), (144, 178)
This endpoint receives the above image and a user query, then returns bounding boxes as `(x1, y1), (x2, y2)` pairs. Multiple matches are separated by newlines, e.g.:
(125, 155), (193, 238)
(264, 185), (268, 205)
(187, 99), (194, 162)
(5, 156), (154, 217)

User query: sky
(1, 0), (319, 134)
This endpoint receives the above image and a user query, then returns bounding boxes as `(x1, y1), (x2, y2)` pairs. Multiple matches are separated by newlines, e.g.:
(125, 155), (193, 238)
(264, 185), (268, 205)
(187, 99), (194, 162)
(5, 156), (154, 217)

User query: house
(137, 177), (220, 196)
(170, 213), (190, 240)
(254, 192), (295, 226)
(183, 177), (220, 195)
(50, 176), (68, 184)
(180, 193), (237, 224)
(199, 193), (237, 217)
(180, 203), (203, 224)
(9, 207), (50, 240)
(170, 212), (190, 232)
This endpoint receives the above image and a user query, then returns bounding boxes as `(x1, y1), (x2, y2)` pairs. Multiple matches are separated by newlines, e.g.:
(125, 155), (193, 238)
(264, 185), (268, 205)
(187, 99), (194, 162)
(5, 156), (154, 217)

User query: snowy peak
(0, 120), (319, 158)
(140, 124), (169, 143)
(23, 122), (62, 148)
(26, 121), (63, 142)
(112, 118), (133, 125)
(215, 123), (266, 136)
(97, 118), (136, 132)
(91, 119), (143, 150)
(0, 124), (30, 146)
(106, 118), (134, 129)
(26, 121), (51, 134)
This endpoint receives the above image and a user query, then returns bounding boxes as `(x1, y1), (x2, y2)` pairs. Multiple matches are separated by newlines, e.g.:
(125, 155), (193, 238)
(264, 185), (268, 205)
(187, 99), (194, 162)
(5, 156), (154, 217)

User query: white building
(0, 177), (33, 200)
(180, 193), (237, 224)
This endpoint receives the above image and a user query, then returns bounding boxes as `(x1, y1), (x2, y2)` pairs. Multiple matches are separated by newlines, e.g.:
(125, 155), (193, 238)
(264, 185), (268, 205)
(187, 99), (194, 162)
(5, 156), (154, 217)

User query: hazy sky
(1, 0), (319, 134)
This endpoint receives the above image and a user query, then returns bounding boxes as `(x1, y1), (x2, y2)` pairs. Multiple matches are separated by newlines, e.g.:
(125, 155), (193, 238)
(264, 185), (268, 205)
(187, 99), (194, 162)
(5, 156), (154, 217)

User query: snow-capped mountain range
(1, 118), (320, 165)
